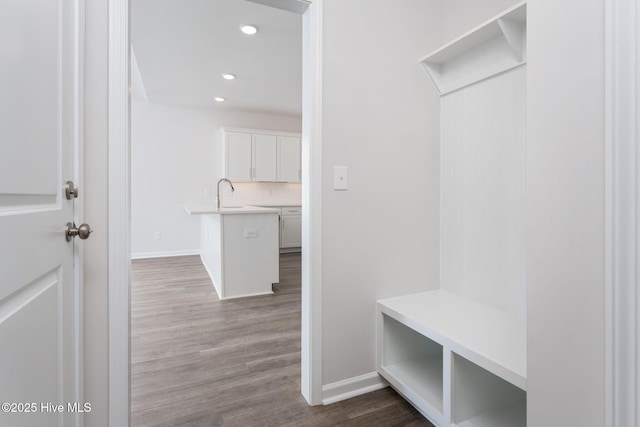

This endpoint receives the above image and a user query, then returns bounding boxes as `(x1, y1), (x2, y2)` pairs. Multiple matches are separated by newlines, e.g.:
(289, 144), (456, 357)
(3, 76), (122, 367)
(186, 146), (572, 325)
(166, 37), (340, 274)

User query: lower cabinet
(280, 206), (301, 251)
(257, 206), (302, 252)
(200, 212), (279, 299)
(377, 291), (526, 427)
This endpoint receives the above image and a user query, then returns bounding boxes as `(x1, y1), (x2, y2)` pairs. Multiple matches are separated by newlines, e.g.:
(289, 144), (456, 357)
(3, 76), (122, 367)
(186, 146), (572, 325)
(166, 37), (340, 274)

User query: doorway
(110, 0), (323, 424)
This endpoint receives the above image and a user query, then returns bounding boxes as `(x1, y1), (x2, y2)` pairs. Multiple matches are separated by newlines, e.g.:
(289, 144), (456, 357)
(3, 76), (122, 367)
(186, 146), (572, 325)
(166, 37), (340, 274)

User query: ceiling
(131, 0), (302, 117)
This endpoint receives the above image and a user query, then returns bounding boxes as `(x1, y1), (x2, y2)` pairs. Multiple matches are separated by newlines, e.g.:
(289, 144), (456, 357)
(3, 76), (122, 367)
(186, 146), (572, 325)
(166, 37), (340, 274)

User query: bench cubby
(377, 290), (526, 427)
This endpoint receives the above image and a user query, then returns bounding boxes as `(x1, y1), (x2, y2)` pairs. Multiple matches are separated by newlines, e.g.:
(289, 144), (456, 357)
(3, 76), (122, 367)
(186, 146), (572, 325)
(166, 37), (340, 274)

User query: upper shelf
(420, 2), (527, 95)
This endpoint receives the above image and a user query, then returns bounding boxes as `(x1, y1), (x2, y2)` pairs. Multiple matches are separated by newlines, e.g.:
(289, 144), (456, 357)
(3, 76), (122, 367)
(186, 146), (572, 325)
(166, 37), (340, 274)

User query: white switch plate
(334, 166), (348, 190)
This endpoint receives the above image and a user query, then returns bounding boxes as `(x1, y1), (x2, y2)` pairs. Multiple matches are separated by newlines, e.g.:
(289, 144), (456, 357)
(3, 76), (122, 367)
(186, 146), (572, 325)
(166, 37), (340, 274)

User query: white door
(0, 1), (83, 426)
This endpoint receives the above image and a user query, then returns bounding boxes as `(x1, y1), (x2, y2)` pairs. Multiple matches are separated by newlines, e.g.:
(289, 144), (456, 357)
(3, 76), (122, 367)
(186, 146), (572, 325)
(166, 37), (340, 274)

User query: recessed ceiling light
(240, 24), (258, 35)
(222, 73), (236, 80)
(214, 97), (225, 102)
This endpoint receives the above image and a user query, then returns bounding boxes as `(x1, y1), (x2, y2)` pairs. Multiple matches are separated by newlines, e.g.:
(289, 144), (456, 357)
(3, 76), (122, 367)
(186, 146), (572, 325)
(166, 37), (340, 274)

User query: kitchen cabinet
(222, 128), (301, 183)
(223, 131), (252, 182)
(280, 206), (301, 250)
(277, 136), (301, 183)
(184, 205), (280, 299)
(252, 134), (277, 181)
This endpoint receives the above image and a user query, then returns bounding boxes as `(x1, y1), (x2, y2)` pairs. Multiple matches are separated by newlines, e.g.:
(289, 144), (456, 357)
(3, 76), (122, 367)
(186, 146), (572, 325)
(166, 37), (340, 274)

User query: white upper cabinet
(277, 136), (301, 183)
(252, 134), (277, 182)
(224, 131), (252, 181)
(222, 128), (301, 183)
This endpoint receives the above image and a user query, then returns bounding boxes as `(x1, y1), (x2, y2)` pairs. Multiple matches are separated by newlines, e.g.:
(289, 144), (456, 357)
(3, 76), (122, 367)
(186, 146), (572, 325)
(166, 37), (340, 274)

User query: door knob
(66, 222), (92, 242)
(65, 181), (78, 200)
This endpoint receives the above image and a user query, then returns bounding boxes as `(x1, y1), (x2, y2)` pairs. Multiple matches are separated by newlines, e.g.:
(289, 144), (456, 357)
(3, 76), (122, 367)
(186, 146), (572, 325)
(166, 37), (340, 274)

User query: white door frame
(605, 0), (639, 425)
(299, 0), (324, 406)
(107, 0), (131, 424)
(74, 0), (87, 421)
(107, 0), (324, 424)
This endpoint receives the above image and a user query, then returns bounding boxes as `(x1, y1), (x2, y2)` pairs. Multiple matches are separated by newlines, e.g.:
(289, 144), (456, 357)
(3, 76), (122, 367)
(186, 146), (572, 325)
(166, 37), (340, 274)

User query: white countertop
(184, 205), (280, 215)
(254, 203), (301, 207)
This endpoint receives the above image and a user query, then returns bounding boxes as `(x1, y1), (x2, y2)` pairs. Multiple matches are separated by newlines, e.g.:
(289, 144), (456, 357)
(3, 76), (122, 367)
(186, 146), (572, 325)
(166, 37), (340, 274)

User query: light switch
(244, 229), (258, 239)
(333, 166), (348, 191)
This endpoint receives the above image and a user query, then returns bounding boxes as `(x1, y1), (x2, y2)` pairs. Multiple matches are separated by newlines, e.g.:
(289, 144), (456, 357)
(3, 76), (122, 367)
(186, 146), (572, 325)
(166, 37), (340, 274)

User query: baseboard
(280, 247), (301, 254)
(131, 249), (200, 260)
(321, 372), (388, 405)
(221, 290), (275, 300)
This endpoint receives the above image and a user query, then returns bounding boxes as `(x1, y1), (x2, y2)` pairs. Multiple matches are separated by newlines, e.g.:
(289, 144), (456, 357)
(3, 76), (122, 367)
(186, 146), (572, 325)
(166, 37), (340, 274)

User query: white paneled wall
(440, 66), (526, 319)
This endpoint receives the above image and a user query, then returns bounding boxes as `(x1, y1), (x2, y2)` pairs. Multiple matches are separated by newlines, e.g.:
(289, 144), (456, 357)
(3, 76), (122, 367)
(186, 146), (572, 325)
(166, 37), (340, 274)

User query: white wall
(131, 100), (301, 258)
(527, 0), (605, 424)
(320, 0), (442, 386)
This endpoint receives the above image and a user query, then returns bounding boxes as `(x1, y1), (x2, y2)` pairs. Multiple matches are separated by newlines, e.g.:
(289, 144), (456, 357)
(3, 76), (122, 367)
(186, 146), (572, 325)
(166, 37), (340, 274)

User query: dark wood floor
(131, 254), (432, 427)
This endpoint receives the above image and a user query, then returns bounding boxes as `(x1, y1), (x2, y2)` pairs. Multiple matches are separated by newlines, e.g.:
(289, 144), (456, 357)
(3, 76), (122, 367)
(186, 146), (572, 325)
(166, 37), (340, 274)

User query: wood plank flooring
(131, 254), (433, 427)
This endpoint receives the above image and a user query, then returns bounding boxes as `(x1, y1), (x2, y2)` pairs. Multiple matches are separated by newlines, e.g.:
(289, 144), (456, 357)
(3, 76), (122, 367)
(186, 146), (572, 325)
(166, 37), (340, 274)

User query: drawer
(281, 207), (301, 215)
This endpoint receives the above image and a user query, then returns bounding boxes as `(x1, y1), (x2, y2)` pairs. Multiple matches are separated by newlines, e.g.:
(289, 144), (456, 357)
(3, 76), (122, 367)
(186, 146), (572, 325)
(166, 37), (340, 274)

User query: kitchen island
(184, 205), (280, 299)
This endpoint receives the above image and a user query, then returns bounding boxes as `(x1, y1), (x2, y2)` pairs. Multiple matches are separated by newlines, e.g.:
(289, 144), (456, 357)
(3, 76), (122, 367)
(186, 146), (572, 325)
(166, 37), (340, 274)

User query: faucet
(216, 178), (235, 209)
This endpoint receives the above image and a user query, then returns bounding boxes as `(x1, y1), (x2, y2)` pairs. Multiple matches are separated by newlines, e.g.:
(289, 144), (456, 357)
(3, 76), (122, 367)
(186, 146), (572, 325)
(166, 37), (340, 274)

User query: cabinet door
(280, 214), (302, 248)
(252, 134), (277, 182)
(224, 132), (252, 181)
(277, 136), (301, 183)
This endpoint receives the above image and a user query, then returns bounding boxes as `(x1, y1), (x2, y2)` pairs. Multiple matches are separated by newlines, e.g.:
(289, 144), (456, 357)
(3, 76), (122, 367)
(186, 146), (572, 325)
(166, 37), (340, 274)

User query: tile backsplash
(220, 182), (302, 207)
